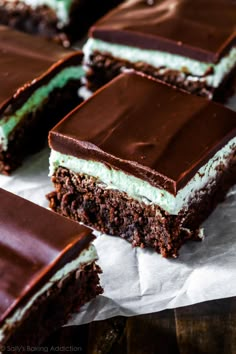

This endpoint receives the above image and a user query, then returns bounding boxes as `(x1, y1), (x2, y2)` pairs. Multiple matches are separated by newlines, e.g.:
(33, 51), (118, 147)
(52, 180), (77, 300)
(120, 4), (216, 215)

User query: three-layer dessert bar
(0, 0), (123, 46)
(0, 26), (84, 174)
(47, 72), (236, 258)
(83, 0), (236, 99)
(0, 188), (102, 348)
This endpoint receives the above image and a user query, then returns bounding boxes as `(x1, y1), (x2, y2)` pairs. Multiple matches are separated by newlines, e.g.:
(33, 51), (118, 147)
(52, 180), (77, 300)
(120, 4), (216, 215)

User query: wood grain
(42, 297), (236, 354)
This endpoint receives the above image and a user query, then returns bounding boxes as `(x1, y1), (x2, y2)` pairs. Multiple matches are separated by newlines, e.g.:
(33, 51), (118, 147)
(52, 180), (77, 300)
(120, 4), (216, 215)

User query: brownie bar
(47, 72), (236, 257)
(83, 0), (236, 99)
(0, 188), (103, 347)
(0, 26), (84, 174)
(0, 0), (124, 47)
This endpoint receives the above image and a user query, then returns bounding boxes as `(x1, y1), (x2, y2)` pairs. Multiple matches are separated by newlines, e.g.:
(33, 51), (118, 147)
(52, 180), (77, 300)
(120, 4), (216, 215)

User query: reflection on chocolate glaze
(0, 188), (92, 324)
(49, 72), (236, 194)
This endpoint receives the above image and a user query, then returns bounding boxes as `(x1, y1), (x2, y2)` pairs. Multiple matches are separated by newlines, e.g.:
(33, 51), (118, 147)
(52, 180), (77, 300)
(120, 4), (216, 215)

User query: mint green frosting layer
(0, 244), (97, 342)
(0, 66), (84, 151)
(49, 136), (236, 215)
(8, 0), (73, 25)
(83, 38), (236, 89)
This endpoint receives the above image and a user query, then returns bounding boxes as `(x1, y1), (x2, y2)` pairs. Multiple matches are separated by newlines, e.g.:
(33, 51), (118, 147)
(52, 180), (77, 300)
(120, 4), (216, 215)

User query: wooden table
(43, 296), (236, 354)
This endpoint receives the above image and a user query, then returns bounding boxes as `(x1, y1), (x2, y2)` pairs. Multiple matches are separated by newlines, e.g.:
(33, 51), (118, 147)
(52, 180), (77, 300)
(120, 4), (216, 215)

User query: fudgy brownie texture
(0, 0), (123, 46)
(0, 0), (63, 43)
(0, 79), (82, 174)
(86, 51), (236, 101)
(3, 262), (103, 350)
(47, 151), (236, 257)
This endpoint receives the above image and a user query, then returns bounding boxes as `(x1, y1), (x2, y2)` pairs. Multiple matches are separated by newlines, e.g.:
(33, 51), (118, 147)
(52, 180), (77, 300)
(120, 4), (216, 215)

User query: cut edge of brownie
(0, 79), (82, 175)
(2, 261), (103, 348)
(85, 50), (236, 101)
(47, 145), (236, 258)
(0, 0), (124, 46)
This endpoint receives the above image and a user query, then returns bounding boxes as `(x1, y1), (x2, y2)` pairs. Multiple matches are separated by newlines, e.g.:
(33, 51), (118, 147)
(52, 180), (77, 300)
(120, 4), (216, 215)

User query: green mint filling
(0, 66), (84, 142)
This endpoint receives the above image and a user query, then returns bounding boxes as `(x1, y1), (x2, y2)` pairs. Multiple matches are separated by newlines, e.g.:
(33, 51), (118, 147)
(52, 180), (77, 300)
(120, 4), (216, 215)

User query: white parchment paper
(0, 98), (235, 325)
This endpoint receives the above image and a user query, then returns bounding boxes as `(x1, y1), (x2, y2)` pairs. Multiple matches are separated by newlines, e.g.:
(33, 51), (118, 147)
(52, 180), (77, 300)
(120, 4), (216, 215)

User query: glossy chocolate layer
(0, 25), (83, 116)
(91, 0), (236, 63)
(0, 188), (93, 324)
(49, 72), (236, 194)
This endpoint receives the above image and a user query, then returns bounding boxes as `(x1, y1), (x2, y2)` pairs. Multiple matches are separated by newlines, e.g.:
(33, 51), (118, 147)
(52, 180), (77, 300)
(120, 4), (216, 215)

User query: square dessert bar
(0, 188), (102, 347)
(47, 72), (236, 258)
(0, 25), (85, 174)
(0, 0), (123, 47)
(84, 0), (236, 99)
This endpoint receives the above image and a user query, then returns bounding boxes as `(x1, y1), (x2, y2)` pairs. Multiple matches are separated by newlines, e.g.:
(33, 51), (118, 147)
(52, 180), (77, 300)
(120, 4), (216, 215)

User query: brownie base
(85, 51), (236, 101)
(0, 79), (82, 175)
(0, 0), (123, 46)
(47, 155), (236, 258)
(2, 261), (103, 350)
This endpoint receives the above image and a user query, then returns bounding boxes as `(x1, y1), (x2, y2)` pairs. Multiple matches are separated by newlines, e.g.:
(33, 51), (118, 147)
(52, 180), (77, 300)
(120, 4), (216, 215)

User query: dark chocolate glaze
(91, 0), (236, 63)
(0, 188), (93, 325)
(0, 25), (83, 117)
(49, 72), (236, 194)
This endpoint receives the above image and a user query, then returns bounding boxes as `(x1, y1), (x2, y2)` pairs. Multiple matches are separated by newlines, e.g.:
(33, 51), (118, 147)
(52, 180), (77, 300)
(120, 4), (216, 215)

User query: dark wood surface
(43, 296), (236, 354)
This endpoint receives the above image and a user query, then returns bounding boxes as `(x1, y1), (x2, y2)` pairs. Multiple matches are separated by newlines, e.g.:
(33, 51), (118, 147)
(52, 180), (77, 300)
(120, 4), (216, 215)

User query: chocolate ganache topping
(49, 72), (236, 195)
(0, 188), (93, 324)
(91, 0), (236, 63)
(0, 25), (83, 116)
